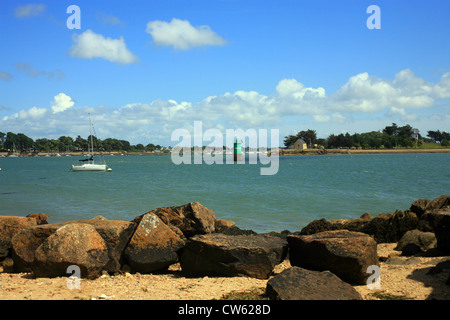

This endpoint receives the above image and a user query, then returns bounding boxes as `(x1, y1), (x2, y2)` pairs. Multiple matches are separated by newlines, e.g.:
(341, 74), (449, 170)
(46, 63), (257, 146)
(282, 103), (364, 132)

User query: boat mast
(89, 113), (93, 161)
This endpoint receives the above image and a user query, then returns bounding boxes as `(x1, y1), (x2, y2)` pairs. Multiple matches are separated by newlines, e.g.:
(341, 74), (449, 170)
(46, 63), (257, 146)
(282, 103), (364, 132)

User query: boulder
(363, 210), (418, 243)
(11, 219), (136, 273)
(124, 212), (185, 273)
(180, 233), (288, 279)
(26, 213), (49, 225)
(87, 219), (136, 273)
(150, 202), (216, 238)
(426, 195), (450, 212)
(33, 223), (109, 279)
(298, 213), (372, 236)
(0, 216), (37, 258)
(409, 199), (431, 218)
(429, 211), (450, 254)
(287, 230), (378, 285)
(214, 219), (258, 236)
(10, 223), (56, 272)
(395, 229), (437, 256)
(215, 219), (236, 232)
(266, 266), (362, 300)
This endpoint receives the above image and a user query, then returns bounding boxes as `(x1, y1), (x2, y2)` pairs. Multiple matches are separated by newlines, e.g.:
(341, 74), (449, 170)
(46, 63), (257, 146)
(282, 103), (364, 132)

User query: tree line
(0, 131), (163, 153)
(284, 124), (450, 149)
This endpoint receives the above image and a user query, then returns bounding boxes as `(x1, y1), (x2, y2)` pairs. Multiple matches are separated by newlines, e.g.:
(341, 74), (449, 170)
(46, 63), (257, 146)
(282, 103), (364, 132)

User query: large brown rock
(300, 210), (418, 244)
(10, 223), (56, 272)
(364, 210), (419, 243)
(180, 233), (288, 279)
(150, 202), (216, 237)
(124, 213), (185, 273)
(429, 210), (450, 254)
(33, 223), (109, 279)
(0, 216), (37, 258)
(266, 266), (362, 300)
(287, 230), (378, 285)
(11, 219), (136, 273)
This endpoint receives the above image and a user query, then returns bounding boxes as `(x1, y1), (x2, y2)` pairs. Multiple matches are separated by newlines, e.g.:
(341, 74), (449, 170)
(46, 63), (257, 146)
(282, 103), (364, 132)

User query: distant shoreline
(279, 148), (450, 156)
(2, 148), (450, 158)
(0, 151), (170, 157)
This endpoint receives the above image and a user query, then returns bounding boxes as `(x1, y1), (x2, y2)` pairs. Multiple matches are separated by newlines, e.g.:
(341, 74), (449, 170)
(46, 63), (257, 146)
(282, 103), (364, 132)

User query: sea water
(0, 153), (448, 233)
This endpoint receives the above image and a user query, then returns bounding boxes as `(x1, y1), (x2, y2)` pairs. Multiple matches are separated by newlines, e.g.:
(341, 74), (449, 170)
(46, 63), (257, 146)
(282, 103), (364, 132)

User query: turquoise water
(0, 153), (449, 233)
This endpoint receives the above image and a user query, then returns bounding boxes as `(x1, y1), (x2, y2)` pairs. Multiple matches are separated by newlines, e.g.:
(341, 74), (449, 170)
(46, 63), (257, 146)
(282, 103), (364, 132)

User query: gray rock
(266, 266), (362, 300)
(124, 212), (185, 273)
(395, 229), (437, 256)
(180, 233), (288, 279)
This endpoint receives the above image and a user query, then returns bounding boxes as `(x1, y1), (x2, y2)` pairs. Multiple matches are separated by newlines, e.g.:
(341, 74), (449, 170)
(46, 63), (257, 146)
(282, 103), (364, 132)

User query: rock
(395, 229), (437, 256)
(124, 212), (185, 273)
(11, 219), (136, 273)
(87, 220), (136, 273)
(410, 199), (431, 218)
(215, 225), (257, 236)
(287, 230), (378, 285)
(180, 233), (288, 279)
(266, 266), (362, 300)
(364, 210), (418, 243)
(426, 195), (450, 212)
(150, 202), (216, 238)
(0, 216), (37, 258)
(214, 219), (236, 232)
(11, 224), (56, 272)
(297, 218), (339, 235)
(33, 223), (109, 279)
(26, 213), (49, 225)
(385, 257), (422, 265)
(429, 210), (450, 254)
(261, 230), (292, 239)
(1, 257), (14, 273)
(417, 211), (440, 232)
(298, 213), (372, 236)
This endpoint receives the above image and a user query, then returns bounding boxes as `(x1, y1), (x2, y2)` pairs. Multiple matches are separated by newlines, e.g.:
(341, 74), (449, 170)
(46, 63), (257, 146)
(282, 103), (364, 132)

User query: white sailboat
(72, 114), (110, 172)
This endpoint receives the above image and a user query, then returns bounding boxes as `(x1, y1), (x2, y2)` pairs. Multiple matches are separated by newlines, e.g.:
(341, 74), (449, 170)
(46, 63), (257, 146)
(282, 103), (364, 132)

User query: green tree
(297, 129), (317, 147)
(283, 135), (297, 148)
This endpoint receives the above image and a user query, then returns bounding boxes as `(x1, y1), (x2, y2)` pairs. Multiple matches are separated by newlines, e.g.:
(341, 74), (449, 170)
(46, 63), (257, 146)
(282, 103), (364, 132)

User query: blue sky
(0, 0), (449, 146)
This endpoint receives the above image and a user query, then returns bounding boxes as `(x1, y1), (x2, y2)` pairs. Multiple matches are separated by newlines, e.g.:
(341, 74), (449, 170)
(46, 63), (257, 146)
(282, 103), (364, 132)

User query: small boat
(72, 114), (109, 172)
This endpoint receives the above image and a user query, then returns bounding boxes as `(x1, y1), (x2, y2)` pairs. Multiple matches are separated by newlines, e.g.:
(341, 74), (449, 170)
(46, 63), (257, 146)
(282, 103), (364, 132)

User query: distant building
(411, 128), (419, 140)
(293, 139), (307, 150)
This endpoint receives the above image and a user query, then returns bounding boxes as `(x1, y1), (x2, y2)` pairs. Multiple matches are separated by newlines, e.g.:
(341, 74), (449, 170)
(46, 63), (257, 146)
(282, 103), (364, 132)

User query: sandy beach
(1, 243), (449, 300)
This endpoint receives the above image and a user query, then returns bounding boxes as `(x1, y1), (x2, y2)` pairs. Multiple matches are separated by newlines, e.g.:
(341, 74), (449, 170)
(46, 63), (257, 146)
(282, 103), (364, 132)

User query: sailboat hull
(72, 163), (107, 171)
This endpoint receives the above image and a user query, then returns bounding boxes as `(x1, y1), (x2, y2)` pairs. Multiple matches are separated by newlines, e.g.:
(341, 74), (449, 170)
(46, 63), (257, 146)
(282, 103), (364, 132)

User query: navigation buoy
(234, 139), (242, 161)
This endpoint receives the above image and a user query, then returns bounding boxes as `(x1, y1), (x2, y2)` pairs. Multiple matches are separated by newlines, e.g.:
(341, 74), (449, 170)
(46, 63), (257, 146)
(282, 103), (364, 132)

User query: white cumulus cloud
(51, 93), (74, 113)
(70, 29), (138, 64)
(1, 69), (448, 145)
(146, 18), (226, 50)
(433, 72), (450, 98)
